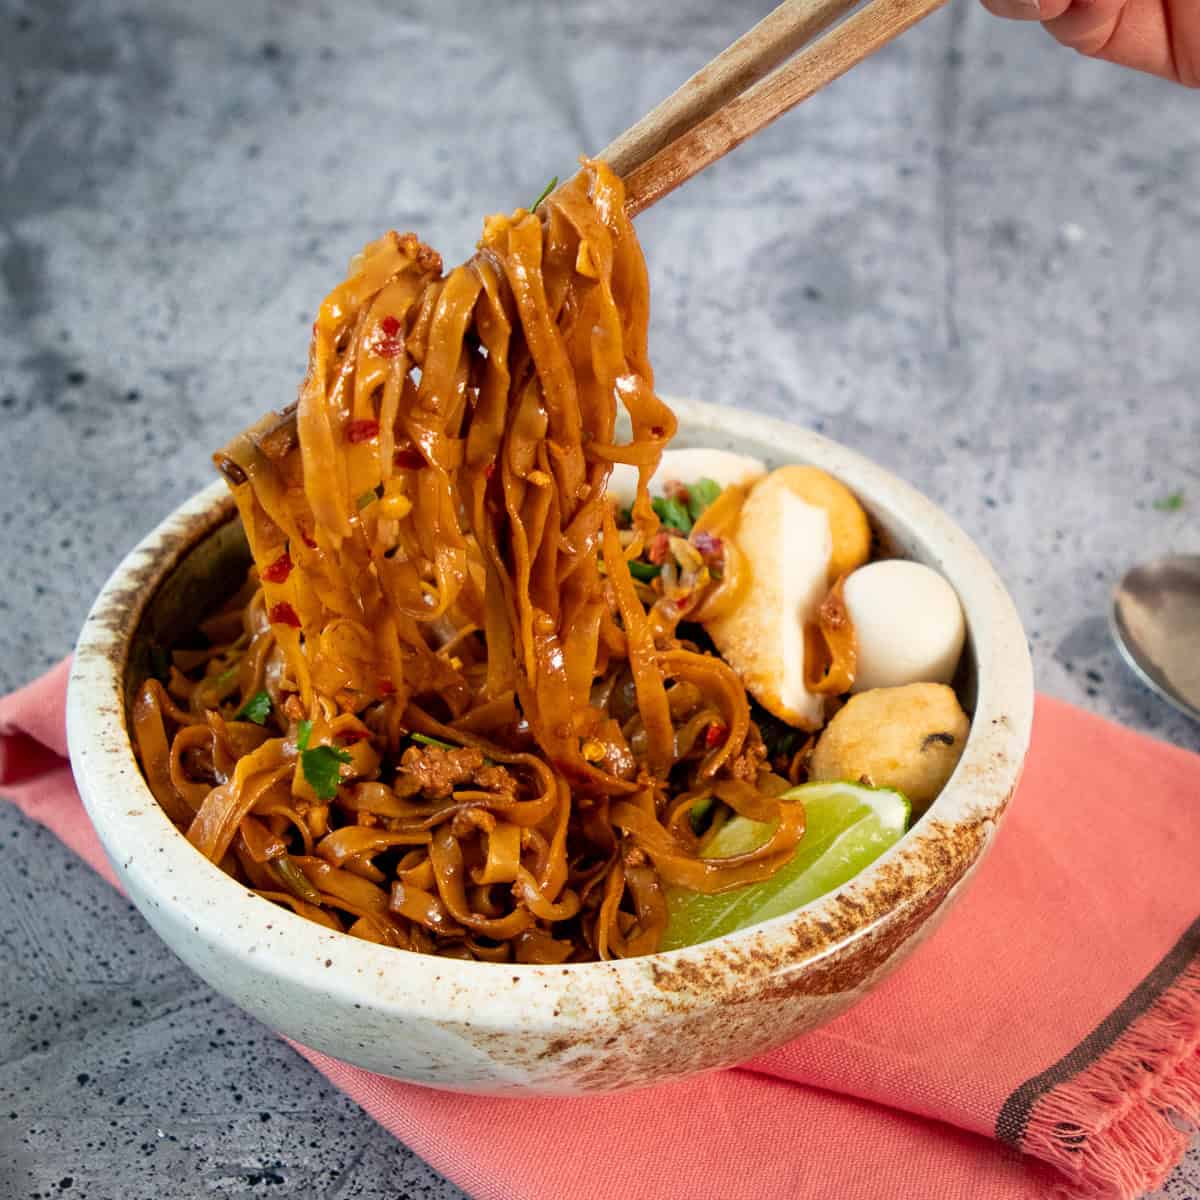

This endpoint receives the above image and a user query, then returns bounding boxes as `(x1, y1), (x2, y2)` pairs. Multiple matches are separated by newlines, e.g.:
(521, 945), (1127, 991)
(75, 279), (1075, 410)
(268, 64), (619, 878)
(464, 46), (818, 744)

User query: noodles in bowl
(128, 160), (977, 965)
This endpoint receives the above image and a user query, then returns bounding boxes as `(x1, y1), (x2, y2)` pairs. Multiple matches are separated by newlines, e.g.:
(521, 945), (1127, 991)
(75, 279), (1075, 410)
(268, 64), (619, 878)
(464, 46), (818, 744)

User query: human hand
(979, 0), (1199, 85)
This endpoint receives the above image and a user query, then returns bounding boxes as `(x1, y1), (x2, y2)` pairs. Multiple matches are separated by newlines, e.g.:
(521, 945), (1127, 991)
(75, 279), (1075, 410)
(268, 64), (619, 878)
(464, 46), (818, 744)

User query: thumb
(1042, 0), (1200, 84)
(977, 0), (1117, 27)
(981, 0), (1200, 85)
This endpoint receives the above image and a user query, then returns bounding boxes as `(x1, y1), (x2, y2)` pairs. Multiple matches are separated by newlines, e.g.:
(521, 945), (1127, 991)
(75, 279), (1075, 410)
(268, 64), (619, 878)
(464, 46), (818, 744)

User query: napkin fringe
(1025, 956), (1200, 1200)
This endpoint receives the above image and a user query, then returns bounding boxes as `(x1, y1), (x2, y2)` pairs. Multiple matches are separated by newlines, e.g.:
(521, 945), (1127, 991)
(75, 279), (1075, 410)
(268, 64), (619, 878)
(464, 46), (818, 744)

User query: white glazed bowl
(67, 397), (1033, 1095)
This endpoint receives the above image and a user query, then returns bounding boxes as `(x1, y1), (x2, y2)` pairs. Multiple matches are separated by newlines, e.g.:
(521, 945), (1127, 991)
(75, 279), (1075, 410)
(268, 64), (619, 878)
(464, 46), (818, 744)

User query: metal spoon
(1111, 554), (1200, 722)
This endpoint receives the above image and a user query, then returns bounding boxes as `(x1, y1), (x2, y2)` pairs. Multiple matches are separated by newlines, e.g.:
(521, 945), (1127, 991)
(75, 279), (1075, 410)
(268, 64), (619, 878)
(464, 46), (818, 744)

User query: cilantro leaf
(296, 719), (351, 799)
(357, 488), (378, 510)
(628, 559), (662, 582)
(687, 477), (721, 522)
(528, 176), (558, 213)
(652, 495), (692, 534)
(1153, 491), (1185, 512)
(301, 744), (353, 801)
(234, 690), (272, 725)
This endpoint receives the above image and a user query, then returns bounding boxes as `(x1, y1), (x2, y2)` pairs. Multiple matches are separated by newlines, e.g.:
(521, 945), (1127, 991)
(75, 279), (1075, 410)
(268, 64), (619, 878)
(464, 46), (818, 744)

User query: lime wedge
(658, 781), (910, 951)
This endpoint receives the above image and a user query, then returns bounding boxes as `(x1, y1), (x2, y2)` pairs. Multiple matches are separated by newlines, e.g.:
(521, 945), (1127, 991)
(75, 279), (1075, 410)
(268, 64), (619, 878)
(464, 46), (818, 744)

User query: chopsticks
(601, 0), (951, 217)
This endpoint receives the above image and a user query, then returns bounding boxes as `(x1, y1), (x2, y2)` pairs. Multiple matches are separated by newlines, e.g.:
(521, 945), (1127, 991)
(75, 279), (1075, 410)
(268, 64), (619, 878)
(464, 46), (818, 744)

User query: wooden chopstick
(598, 0), (861, 179)
(612, 0), (950, 217)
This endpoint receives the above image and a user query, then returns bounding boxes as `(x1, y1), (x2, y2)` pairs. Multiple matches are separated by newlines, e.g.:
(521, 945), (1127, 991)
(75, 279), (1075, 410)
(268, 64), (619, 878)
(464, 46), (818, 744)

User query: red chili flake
(268, 602), (301, 628)
(338, 729), (371, 745)
(346, 418), (380, 444)
(379, 315), (401, 337)
(647, 531), (670, 565)
(393, 448), (423, 469)
(375, 336), (403, 359)
(650, 425), (665, 438)
(485, 462), (496, 480)
(261, 552), (292, 584)
(301, 530), (317, 549)
(378, 678), (396, 696)
(704, 722), (728, 749)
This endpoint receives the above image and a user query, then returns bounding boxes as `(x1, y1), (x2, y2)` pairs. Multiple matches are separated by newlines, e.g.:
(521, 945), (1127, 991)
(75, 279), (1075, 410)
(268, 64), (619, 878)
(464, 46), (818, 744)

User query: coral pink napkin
(3, 659), (1199, 1200)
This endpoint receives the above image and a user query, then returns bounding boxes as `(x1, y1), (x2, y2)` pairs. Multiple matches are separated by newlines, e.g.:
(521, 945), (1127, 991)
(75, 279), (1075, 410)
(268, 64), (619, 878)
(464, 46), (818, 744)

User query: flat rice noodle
(805, 574), (858, 694)
(538, 777), (572, 899)
(398, 856), (436, 890)
(429, 826), (532, 940)
(602, 510), (673, 774)
(254, 802), (314, 856)
(660, 648), (750, 779)
(664, 790), (708, 848)
(234, 841), (278, 890)
(621, 862), (668, 958)
(315, 896), (407, 948)
(340, 781), (423, 818)
(711, 778), (784, 824)
(471, 821), (522, 885)
(688, 484), (753, 623)
(315, 825), (432, 866)
(168, 722), (221, 812)
(512, 867), (580, 922)
(239, 813), (287, 863)
(389, 880), (465, 936)
(175, 160), (835, 963)
(347, 916), (389, 944)
(466, 937), (513, 963)
(255, 889), (343, 932)
(518, 827), (550, 883)
(594, 860), (626, 961)
(342, 857), (387, 884)
(131, 680), (193, 825)
(187, 742), (292, 863)
(291, 855), (391, 915)
(451, 692), (520, 735)
(514, 928), (574, 964)
(610, 797), (806, 895)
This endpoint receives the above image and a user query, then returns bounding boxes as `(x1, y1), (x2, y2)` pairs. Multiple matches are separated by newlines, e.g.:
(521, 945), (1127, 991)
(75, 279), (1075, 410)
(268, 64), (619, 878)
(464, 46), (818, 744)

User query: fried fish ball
(808, 682), (970, 813)
(704, 472), (833, 729)
(768, 465), (871, 584)
(702, 465), (871, 730)
(843, 559), (966, 693)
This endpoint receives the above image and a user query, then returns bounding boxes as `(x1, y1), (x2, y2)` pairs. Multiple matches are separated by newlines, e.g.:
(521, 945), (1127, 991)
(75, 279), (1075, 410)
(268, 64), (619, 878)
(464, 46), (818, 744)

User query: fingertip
(1035, 0), (1077, 19)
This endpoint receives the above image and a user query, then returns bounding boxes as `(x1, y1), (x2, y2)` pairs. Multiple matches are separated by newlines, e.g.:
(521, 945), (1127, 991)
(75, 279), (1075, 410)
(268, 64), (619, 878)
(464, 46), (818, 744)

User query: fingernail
(986, 0), (1041, 18)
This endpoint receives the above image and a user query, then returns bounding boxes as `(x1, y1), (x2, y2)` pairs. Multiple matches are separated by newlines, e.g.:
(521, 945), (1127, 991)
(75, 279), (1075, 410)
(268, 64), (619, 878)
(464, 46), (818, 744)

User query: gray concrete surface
(2, 0), (1198, 1196)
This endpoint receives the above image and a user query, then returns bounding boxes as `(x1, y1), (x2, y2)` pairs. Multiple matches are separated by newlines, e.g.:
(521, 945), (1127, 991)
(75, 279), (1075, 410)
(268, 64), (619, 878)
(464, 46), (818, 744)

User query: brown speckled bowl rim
(66, 397), (1033, 1033)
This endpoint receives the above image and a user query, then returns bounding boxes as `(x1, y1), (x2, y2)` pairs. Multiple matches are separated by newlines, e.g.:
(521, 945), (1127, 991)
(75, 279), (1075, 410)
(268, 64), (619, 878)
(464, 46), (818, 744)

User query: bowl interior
(125, 498), (248, 714)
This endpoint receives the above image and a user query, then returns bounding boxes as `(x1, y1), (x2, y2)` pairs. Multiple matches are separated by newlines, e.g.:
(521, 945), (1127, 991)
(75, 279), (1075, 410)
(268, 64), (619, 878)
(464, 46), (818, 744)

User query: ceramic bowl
(67, 396), (1033, 1095)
